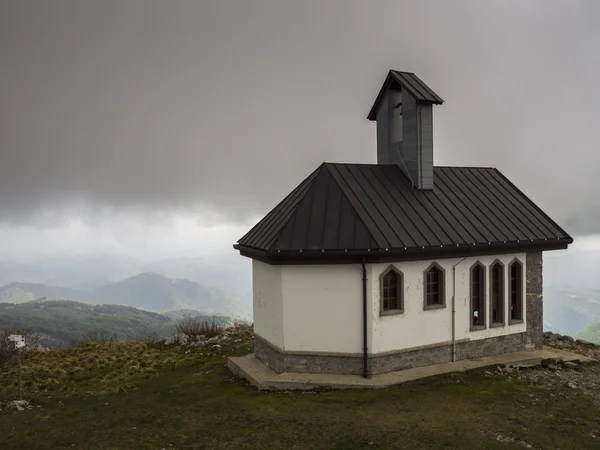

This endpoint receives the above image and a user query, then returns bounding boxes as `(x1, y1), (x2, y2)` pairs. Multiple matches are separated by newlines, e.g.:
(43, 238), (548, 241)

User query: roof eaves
(235, 237), (572, 264)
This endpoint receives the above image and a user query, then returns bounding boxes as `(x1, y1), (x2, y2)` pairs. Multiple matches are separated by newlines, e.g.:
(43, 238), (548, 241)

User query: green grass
(578, 321), (600, 345)
(1, 336), (599, 450)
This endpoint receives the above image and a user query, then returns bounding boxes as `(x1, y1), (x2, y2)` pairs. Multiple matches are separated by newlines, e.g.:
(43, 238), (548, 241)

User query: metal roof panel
(235, 164), (572, 258)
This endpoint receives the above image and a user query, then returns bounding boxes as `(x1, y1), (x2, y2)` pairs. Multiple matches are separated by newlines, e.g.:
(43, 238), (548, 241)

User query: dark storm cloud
(1, 0), (599, 233)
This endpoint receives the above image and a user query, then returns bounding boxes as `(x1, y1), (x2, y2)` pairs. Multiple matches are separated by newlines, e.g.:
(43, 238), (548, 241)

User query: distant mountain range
(0, 272), (251, 319)
(0, 253), (252, 299)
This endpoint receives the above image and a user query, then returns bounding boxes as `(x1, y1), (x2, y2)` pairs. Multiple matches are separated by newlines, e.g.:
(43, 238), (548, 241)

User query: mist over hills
(0, 272), (251, 319)
(544, 249), (600, 291)
(0, 253), (251, 299)
(542, 248), (600, 342)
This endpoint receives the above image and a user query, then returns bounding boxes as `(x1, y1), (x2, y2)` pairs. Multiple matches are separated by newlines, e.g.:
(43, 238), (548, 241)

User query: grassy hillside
(0, 272), (251, 319)
(0, 300), (231, 347)
(578, 322), (600, 345)
(0, 330), (599, 449)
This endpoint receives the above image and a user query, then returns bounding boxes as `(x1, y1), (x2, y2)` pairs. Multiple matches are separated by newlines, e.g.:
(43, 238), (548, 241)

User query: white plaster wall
(370, 253), (527, 354)
(281, 264), (365, 354)
(252, 253), (527, 356)
(252, 260), (284, 349)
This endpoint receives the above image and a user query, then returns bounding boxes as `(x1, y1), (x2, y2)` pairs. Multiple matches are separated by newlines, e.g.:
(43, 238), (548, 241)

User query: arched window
(470, 263), (486, 329)
(380, 266), (403, 313)
(509, 260), (523, 322)
(424, 263), (445, 309)
(490, 261), (505, 325)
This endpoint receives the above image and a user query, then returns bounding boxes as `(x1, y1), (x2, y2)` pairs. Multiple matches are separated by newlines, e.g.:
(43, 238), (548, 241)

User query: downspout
(417, 103), (422, 189)
(452, 257), (468, 362)
(361, 258), (368, 378)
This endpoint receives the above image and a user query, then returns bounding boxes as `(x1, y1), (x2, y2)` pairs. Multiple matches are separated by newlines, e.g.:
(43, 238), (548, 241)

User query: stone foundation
(254, 251), (544, 376)
(255, 332), (530, 376)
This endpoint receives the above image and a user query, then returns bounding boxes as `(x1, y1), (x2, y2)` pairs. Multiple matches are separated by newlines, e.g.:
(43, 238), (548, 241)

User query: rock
(563, 361), (578, 370)
(547, 364), (559, 371)
(164, 333), (188, 345)
(541, 358), (559, 368)
(576, 339), (596, 346)
(7, 400), (31, 411)
(212, 344), (221, 350)
(567, 381), (578, 389)
(559, 335), (575, 342)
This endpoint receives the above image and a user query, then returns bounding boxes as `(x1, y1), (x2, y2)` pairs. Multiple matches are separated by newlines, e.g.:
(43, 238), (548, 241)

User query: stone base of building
(254, 332), (535, 376)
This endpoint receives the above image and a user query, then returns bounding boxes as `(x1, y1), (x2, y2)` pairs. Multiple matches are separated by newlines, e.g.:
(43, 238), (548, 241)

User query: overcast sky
(1, 0), (599, 261)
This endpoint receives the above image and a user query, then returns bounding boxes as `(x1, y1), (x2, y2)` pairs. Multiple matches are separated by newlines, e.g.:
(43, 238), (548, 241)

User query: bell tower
(367, 71), (443, 190)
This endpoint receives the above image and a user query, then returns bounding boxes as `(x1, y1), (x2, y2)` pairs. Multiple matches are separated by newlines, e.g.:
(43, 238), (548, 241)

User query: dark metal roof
(234, 164), (573, 264)
(367, 71), (444, 121)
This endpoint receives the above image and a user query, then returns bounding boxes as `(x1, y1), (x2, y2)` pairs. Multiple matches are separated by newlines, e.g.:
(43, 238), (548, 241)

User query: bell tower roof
(367, 70), (444, 121)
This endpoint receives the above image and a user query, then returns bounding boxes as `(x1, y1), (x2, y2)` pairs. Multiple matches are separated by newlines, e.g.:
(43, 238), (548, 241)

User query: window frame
(469, 261), (486, 330)
(423, 262), (446, 310)
(508, 258), (524, 324)
(489, 259), (505, 327)
(379, 265), (404, 316)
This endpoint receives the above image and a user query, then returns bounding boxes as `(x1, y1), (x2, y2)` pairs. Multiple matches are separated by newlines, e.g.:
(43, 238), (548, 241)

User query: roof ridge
(434, 165), (496, 170)
(322, 162), (499, 171)
(324, 164), (389, 248)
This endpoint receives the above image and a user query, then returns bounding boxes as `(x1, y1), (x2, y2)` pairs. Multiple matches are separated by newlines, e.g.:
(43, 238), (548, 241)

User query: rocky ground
(543, 331), (600, 359)
(163, 322), (253, 350)
(484, 332), (600, 408)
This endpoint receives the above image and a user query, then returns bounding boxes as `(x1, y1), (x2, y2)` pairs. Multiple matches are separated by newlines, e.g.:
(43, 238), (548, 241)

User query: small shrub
(174, 316), (224, 339)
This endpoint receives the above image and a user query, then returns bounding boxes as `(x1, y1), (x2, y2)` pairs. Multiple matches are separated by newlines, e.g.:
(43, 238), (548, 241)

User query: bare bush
(0, 329), (42, 367)
(134, 328), (160, 343)
(174, 316), (224, 339)
(85, 329), (118, 343)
